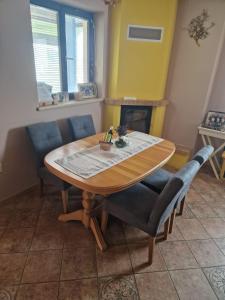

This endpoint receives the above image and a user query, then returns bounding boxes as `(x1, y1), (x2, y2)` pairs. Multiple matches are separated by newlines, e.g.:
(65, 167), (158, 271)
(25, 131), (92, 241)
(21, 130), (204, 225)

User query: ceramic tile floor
(0, 171), (224, 299)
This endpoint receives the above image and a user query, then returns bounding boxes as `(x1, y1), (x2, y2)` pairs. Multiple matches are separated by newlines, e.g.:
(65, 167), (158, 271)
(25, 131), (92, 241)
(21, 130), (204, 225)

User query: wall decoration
(202, 111), (225, 132)
(78, 83), (98, 99)
(186, 9), (215, 47)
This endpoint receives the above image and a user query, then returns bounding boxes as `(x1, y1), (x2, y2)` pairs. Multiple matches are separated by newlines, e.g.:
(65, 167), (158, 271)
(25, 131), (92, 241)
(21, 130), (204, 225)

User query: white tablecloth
(55, 131), (163, 179)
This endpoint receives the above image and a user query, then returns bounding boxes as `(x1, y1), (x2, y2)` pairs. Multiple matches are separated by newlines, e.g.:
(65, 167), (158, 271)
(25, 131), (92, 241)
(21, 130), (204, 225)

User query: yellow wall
(105, 0), (178, 137)
(108, 0), (178, 99)
(166, 152), (190, 170)
(104, 104), (121, 130)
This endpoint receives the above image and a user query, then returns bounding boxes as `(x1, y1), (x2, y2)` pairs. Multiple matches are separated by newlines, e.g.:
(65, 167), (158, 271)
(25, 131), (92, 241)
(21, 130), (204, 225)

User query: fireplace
(120, 105), (152, 133)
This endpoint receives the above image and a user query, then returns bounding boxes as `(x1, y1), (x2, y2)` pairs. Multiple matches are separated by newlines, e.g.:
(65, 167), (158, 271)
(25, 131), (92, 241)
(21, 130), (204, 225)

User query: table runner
(55, 131), (163, 179)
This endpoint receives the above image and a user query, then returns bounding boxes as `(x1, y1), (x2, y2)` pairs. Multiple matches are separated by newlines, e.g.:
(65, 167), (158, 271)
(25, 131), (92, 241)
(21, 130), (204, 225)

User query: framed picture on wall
(78, 83), (98, 99)
(202, 111), (225, 132)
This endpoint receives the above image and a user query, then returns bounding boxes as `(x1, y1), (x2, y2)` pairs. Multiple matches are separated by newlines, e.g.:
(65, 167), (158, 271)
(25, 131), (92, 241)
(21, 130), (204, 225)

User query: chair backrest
(68, 115), (96, 141)
(148, 177), (183, 236)
(26, 121), (63, 168)
(175, 160), (201, 199)
(192, 145), (214, 166)
(148, 160), (200, 236)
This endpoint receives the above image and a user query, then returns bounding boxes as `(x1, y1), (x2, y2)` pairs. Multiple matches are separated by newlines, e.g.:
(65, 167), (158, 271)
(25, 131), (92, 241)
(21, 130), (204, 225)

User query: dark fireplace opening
(120, 105), (152, 134)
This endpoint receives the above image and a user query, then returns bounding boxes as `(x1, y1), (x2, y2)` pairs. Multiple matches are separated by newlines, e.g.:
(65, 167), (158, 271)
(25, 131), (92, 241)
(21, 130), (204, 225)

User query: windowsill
(36, 98), (104, 111)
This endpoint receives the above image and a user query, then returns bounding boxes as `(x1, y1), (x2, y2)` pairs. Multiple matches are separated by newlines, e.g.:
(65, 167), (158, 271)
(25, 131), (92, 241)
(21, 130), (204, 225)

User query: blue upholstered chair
(68, 115), (96, 141)
(26, 121), (71, 213)
(101, 177), (184, 265)
(167, 160), (203, 233)
(141, 145), (214, 216)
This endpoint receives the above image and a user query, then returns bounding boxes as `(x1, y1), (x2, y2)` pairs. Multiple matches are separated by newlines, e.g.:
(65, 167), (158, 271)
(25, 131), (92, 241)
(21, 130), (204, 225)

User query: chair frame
(27, 121), (71, 213)
(101, 212), (171, 265)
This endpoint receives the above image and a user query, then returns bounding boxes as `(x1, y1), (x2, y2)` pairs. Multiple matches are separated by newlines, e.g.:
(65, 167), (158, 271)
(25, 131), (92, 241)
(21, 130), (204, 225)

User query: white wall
(207, 35), (225, 112)
(164, 0), (225, 149)
(0, 0), (108, 201)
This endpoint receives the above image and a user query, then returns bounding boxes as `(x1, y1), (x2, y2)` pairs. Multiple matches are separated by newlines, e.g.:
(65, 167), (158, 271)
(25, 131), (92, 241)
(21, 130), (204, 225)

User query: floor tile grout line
(123, 223), (141, 300)
(1, 174), (225, 298)
(56, 248), (64, 300)
(95, 221), (141, 297)
(125, 235), (138, 291)
(176, 218), (216, 240)
(167, 269), (181, 300)
(20, 274), (99, 284)
(157, 238), (182, 299)
(56, 216), (65, 300)
(201, 267), (220, 300)
(183, 216), (225, 268)
(94, 244), (101, 300)
(17, 194), (54, 290)
(169, 267), (219, 300)
(184, 238), (212, 268)
(111, 221), (225, 270)
(17, 222), (37, 290)
(154, 239), (167, 269)
(197, 218), (225, 240)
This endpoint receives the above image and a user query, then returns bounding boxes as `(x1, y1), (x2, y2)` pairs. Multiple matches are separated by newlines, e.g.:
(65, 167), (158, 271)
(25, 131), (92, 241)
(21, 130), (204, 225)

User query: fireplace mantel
(104, 98), (169, 107)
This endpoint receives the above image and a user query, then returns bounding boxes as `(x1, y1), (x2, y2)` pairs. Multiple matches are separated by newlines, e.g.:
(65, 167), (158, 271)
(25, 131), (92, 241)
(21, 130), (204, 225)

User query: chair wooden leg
(40, 178), (44, 197)
(169, 209), (176, 234)
(220, 156), (225, 180)
(178, 197), (185, 216)
(61, 190), (69, 213)
(101, 210), (109, 234)
(148, 236), (156, 265)
(164, 218), (170, 240)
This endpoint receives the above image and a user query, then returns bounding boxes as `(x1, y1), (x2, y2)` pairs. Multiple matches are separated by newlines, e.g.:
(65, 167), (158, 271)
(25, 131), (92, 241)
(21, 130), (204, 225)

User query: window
(65, 15), (88, 92)
(31, 5), (61, 93)
(30, 0), (94, 98)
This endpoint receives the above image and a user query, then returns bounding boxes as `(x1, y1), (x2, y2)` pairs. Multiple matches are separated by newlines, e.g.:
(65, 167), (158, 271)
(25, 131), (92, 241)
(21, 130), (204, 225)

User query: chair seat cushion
(141, 169), (173, 193)
(38, 167), (70, 190)
(104, 183), (158, 233)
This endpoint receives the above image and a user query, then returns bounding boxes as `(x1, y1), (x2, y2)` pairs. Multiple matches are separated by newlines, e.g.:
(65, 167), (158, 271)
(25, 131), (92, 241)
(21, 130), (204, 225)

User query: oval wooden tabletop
(45, 133), (175, 195)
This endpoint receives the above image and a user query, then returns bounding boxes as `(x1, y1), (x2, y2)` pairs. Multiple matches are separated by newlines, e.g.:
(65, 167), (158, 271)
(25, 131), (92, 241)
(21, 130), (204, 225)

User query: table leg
(90, 217), (107, 251)
(82, 191), (94, 228)
(201, 135), (220, 179)
(82, 191), (107, 251)
(58, 190), (107, 251)
(58, 209), (83, 222)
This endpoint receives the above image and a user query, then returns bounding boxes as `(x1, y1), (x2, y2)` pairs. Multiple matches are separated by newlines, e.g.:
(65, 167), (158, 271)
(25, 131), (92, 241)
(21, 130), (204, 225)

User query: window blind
(30, 4), (61, 94)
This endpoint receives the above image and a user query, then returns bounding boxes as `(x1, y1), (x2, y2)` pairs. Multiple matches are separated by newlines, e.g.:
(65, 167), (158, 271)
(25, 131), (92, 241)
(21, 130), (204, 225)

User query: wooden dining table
(45, 132), (175, 251)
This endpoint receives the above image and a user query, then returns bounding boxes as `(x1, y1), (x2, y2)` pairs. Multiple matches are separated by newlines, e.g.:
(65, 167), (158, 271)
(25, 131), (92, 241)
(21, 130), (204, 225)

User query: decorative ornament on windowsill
(103, 0), (120, 6)
(186, 9), (215, 47)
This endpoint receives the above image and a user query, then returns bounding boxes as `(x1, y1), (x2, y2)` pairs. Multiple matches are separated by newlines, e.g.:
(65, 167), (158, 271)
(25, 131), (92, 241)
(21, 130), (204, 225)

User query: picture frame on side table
(202, 111), (225, 132)
(78, 83), (98, 99)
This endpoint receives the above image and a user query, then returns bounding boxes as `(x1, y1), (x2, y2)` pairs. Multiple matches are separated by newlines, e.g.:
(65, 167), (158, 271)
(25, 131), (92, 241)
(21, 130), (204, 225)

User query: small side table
(220, 151), (225, 180)
(198, 126), (225, 180)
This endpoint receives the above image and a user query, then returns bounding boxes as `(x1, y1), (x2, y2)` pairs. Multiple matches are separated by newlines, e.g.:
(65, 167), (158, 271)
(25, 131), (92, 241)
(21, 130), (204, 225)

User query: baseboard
(0, 184), (39, 203)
